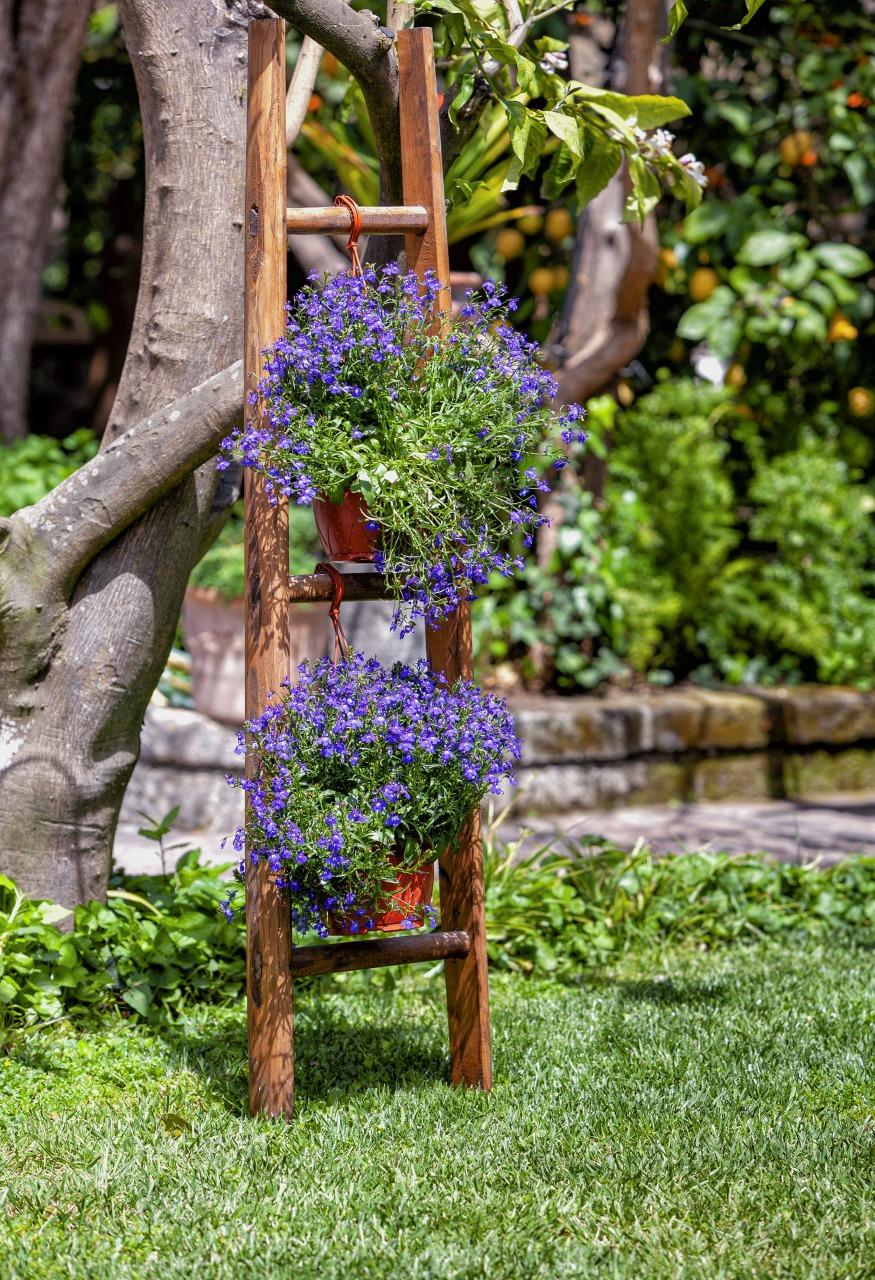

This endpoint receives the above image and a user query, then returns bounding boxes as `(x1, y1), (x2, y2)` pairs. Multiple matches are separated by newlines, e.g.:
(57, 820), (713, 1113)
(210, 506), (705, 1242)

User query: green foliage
(0, 850), (245, 1045)
(650, 0), (874, 457)
(419, 0), (703, 215)
(2, 807), (873, 1045)
(0, 430), (98, 517)
(475, 379), (875, 689)
(485, 837), (875, 979)
(703, 444), (875, 685)
(188, 501), (322, 600)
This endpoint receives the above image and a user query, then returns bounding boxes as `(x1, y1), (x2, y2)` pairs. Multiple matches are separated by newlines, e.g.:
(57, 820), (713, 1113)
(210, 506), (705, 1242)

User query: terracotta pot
(312, 490), (378, 562)
(329, 856), (435, 935)
(182, 587), (330, 724)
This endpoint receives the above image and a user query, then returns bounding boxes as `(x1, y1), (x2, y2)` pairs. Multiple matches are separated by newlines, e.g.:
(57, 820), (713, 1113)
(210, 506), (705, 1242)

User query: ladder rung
(292, 929), (469, 977)
(286, 205), (429, 236)
(289, 570), (391, 603)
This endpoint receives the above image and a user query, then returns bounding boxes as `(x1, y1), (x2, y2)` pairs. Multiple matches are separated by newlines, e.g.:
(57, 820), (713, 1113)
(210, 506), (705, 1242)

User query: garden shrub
(476, 378), (875, 691)
(0, 430), (98, 516)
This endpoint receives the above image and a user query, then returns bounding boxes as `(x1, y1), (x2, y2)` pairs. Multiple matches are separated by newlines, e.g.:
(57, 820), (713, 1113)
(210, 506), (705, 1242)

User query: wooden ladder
(243, 18), (492, 1119)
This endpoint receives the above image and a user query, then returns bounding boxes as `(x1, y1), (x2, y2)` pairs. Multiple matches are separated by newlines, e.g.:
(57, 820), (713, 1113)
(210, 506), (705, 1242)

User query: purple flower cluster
(223, 653), (520, 935)
(220, 265), (586, 633)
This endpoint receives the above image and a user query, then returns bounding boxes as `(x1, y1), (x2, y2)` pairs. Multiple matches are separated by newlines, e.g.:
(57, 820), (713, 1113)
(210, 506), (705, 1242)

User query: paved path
(113, 792), (875, 874)
(503, 793), (875, 865)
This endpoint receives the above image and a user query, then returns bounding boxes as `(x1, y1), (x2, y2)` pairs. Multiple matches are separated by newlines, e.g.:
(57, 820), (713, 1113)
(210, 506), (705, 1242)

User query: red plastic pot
(312, 490), (378, 562)
(329, 856), (435, 935)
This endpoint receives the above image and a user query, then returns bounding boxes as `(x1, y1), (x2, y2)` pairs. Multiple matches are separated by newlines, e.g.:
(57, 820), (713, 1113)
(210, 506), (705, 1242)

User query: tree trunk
(0, 0), (258, 904)
(555, 0), (663, 411)
(0, 0), (92, 441)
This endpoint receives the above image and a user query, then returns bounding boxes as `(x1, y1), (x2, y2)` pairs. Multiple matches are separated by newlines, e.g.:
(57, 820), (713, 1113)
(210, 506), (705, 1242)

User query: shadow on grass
(155, 999), (448, 1114)
(588, 975), (727, 1007)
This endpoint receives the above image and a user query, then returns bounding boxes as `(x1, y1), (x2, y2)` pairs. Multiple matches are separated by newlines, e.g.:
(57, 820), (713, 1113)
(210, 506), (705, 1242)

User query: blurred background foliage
(9, 0), (875, 696)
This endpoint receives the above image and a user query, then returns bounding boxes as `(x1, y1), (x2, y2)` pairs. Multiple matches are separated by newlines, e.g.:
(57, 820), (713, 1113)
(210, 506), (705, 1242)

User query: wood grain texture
(398, 26), (493, 1091)
(286, 205), (428, 235)
(288, 570), (392, 603)
(397, 29), (452, 314)
(292, 930), (469, 977)
(244, 17), (294, 1121)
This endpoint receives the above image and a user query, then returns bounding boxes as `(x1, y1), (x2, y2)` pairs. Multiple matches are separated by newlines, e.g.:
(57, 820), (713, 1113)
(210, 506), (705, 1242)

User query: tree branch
(286, 35), (323, 147)
(269, 0), (402, 201)
(21, 362), (244, 591)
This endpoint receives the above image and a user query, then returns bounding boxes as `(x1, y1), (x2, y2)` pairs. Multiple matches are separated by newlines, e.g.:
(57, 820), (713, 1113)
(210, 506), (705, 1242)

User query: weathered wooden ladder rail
(244, 18), (492, 1119)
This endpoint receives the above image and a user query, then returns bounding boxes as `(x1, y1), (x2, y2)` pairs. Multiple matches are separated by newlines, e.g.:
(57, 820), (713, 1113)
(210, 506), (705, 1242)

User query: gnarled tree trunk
(0, 0), (259, 904)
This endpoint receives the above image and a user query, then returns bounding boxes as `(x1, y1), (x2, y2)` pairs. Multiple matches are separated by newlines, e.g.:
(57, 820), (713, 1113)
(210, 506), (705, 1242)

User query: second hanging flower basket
(221, 652), (519, 935)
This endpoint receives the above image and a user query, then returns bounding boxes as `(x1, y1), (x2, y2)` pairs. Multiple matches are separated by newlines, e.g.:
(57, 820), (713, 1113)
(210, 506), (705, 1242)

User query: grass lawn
(2, 938), (872, 1279)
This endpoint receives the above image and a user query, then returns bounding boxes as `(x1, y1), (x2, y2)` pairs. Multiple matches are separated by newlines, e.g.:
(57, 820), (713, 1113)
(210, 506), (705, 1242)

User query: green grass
(1, 940), (872, 1279)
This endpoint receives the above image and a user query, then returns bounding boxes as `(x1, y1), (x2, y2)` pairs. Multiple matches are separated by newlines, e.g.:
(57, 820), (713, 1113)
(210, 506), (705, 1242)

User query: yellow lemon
(689, 267), (720, 302)
(544, 208), (574, 243)
(517, 213), (543, 236)
(828, 313), (859, 342)
(779, 130), (813, 167)
(725, 363), (747, 388)
(848, 386), (874, 416)
(617, 379), (635, 407)
(528, 267), (557, 296)
(494, 228), (526, 261)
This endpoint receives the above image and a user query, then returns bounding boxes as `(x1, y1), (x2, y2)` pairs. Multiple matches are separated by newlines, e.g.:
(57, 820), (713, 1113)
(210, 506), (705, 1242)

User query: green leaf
(39, 904), (72, 925)
(663, 0), (688, 40)
(714, 100), (751, 134)
(676, 287), (736, 340)
(0, 976), (18, 1004)
(502, 106), (548, 192)
(777, 255), (818, 293)
(543, 110), (582, 157)
(122, 984), (153, 1017)
(574, 134), (622, 207)
(625, 94), (691, 129)
(447, 78), (474, 128)
(736, 230), (802, 267)
(811, 243), (873, 278)
(682, 204), (732, 246)
(729, 0), (767, 29)
(161, 1113), (192, 1138)
(625, 154), (662, 222)
(542, 146), (579, 200)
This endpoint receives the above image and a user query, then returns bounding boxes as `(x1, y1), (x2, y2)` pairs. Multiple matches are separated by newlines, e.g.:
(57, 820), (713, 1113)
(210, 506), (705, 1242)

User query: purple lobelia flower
(223, 652), (520, 934)
(221, 265), (586, 634)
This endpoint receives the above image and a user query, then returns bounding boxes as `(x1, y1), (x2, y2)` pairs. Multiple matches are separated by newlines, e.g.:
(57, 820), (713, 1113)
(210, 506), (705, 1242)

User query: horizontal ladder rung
(289, 570), (391, 604)
(292, 929), (469, 977)
(286, 205), (429, 236)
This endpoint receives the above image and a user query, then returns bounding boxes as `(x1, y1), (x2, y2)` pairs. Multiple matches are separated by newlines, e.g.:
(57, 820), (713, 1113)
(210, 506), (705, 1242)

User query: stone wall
(121, 685), (875, 836)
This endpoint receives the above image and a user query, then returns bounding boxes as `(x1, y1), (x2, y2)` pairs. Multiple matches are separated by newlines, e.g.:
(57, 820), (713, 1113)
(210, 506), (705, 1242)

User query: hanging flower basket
(221, 264), (586, 635)
(312, 490), (378, 563)
(221, 653), (519, 934)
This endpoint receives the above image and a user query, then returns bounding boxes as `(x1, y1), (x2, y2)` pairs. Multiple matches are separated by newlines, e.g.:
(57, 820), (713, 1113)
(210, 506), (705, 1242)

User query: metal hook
(315, 561), (349, 664)
(333, 193), (363, 276)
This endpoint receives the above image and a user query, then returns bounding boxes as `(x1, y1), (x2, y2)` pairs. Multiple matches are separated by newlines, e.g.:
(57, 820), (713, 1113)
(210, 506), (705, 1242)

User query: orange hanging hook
(315, 562), (349, 664)
(333, 194), (363, 276)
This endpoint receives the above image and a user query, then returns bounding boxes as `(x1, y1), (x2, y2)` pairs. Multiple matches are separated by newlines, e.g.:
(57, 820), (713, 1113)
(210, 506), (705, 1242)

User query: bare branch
(22, 362), (244, 590)
(501, 0), (524, 32)
(269, 0), (402, 201)
(286, 35), (323, 147)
